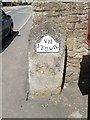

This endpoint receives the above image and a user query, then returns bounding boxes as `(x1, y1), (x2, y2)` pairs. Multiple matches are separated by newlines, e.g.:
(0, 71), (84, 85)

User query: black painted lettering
(44, 47), (48, 51)
(37, 44), (39, 48)
(48, 39), (52, 44)
(53, 45), (58, 49)
(40, 45), (44, 50)
(44, 39), (47, 43)
(49, 47), (53, 50)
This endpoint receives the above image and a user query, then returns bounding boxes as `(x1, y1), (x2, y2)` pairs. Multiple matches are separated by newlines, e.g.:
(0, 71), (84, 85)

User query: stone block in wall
(46, 11), (60, 17)
(68, 55), (81, 65)
(66, 23), (75, 30)
(32, 12), (47, 25)
(70, 2), (88, 12)
(77, 14), (88, 22)
(67, 37), (74, 51)
(32, 1), (71, 12)
(66, 30), (74, 38)
(63, 14), (78, 23)
(65, 63), (80, 82)
(73, 30), (86, 38)
(75, 21), (87, 30)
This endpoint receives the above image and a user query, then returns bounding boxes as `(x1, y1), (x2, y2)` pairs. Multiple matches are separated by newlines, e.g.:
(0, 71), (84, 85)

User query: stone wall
(32, 0), (90, 83)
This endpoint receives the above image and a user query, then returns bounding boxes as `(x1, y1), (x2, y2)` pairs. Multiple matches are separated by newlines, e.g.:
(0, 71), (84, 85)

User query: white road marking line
(18, 15), (32, 31)
(5, 10), (12, 13)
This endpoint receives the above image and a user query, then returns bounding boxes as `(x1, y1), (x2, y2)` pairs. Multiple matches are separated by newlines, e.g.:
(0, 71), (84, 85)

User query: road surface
(1, 6), (32, 118)
(2, 6), (32, 31)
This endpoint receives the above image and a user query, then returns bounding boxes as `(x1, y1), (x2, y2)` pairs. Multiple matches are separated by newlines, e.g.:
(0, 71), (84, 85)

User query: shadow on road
(78, 55), (90, 120)
(0, 31), (19, 53)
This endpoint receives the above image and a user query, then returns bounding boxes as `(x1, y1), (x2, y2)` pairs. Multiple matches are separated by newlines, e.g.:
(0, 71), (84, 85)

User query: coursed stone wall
(32, 1), (90, 83)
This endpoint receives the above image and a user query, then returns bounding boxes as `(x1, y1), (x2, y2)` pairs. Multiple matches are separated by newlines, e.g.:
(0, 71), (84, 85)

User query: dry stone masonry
(29, 0), (90, 97)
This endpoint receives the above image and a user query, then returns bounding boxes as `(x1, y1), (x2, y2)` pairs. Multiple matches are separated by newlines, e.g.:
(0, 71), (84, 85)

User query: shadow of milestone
(61, 46), (67, 92)
(0, 31), (19, 53)
(78, 55), (90, 119)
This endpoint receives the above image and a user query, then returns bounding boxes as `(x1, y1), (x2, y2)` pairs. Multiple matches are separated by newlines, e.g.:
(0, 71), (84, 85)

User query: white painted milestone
(36, 35), (60, 53)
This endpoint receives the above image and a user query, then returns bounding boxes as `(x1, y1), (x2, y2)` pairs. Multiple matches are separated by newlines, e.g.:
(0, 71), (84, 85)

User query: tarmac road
(1, 6), (32, 118)
(2, 6), (32, 31)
